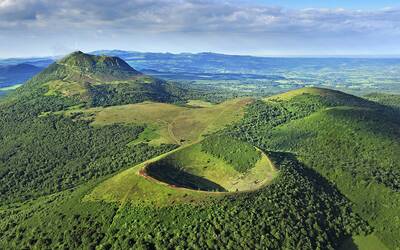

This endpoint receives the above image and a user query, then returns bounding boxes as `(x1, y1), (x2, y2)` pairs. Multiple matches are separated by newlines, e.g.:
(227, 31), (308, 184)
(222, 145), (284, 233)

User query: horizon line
(3, 50), (400, 60)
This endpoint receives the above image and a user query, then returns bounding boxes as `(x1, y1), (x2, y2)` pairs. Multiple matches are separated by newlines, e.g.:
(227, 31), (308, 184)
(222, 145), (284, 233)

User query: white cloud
(1, 0), (399, 56)
(0, 0), (398, 34)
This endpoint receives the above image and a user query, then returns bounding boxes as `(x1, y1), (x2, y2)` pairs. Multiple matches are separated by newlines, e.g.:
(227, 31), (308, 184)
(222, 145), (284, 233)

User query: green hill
(57, 51), (141, 80)
(144, 138), (274, 192)
(13, 51), (182, 107)
(266, 87), (373, 106)
(228, 87), (400, 249)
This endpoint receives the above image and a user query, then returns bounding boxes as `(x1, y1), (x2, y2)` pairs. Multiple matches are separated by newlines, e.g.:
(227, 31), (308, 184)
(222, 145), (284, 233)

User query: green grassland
(265, 87), (332, 101)
(44, 79), (88, 98)
(86, 140), (277, 206)
(61, 98), (252, 145)
(85, 145), (220, 206)
(145, 142), (276, 192)
(186, 99), (215, 107)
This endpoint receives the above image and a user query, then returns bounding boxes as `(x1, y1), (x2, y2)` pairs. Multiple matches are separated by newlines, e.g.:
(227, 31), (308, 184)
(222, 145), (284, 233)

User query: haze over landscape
(1, 1), (400, 250)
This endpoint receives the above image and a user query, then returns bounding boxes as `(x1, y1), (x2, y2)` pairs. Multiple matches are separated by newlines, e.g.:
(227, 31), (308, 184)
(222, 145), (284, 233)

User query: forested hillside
(226, 88), (400, 249)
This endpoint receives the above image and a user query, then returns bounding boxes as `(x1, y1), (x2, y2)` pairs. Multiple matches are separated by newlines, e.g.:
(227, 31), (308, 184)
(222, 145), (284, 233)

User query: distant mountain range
(92, 50), (400, 74)
(2, 50), (400, 95)
(0, 63), (43, 88)
(3, 50), (400, 75)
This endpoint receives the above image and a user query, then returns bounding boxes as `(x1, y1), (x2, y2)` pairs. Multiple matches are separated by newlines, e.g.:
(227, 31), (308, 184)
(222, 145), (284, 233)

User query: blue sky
(0, 0), (400, 57)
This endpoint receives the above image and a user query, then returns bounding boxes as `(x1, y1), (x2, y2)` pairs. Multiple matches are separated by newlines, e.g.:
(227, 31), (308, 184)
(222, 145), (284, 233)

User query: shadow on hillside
(146, 162), (227, 192)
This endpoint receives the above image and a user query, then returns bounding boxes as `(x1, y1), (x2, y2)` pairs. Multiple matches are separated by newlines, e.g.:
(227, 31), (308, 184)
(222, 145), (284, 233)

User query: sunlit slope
(266, 87), (373, 107)
(145, 140), (276, 192)
(86, 139), (277, 206)
(62, 98), (252, 145)
(340, 234), (389, 250)
(267, 87), (329, 100)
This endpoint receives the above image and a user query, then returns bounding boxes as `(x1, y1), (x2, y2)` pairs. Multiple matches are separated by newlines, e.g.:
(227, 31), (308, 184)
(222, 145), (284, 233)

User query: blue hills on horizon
(1, 50), (400, 95)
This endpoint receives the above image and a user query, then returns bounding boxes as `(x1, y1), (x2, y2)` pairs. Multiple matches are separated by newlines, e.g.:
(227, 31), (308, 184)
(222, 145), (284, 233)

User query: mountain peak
(57, 51), (141, 79)
(19, 51), (180, 107)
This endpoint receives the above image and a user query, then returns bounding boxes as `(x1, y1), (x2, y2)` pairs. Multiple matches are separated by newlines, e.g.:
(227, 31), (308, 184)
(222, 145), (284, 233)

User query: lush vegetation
(146, 159), (227, 192)
(225, 90), (400, 249)
(0, 152), (369, 249)
(1, 51), (398, 250)
(87, 78), (181, 107)
(201, 135), (261, 173)
(0, 90), (176, 204)
(365, 93), (400, 110)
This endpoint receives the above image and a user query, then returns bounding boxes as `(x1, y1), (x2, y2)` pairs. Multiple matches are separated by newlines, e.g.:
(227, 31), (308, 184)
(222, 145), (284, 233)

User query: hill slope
(365, 92), (400, 110)
(227, 87), (400, 249)
(0, 52), (188, 203)
(14, 51), (182, 107)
